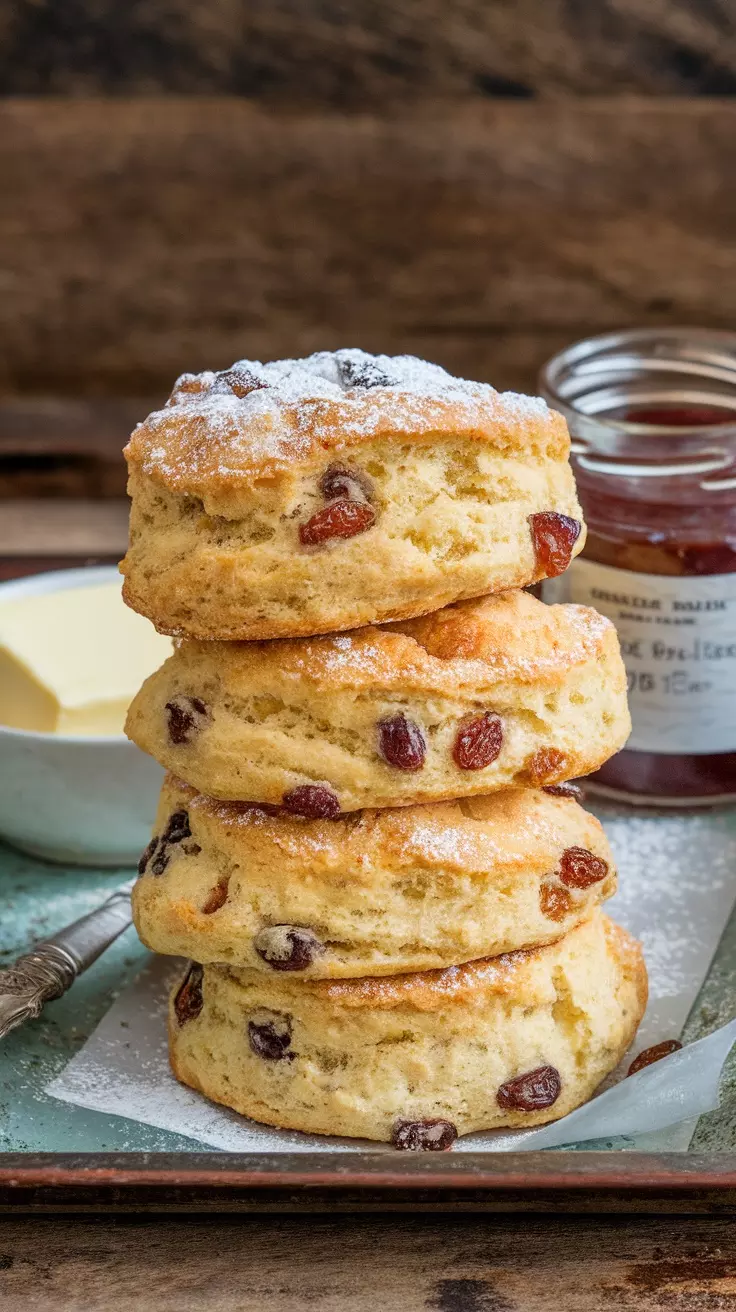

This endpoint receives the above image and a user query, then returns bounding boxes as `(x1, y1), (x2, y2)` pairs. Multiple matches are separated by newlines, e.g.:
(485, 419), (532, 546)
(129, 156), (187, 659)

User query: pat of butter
(0, 580), (172, 735)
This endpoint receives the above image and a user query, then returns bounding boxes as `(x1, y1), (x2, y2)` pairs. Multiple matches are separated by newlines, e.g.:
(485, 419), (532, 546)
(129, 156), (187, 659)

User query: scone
(133, 775), (617, 978)
(121, 350), (585, 640)
(126, 590), (630, 812)
(168, 912), (647, 1143)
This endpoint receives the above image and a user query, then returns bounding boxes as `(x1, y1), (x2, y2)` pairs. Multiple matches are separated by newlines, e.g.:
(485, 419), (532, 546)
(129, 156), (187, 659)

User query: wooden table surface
(1, 1211), (736, 1311)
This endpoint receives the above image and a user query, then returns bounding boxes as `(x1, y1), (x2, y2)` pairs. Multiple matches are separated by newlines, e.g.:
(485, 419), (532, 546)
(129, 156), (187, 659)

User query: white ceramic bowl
(0, 566), (164, 867)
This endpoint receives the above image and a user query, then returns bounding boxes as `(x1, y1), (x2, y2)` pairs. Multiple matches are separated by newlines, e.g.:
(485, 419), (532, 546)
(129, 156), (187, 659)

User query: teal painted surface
(0, 843), (200, 1152)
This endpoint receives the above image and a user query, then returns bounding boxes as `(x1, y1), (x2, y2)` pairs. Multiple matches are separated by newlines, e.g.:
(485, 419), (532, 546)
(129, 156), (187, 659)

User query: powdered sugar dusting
(126, 349), (555, 486)
(395, 816), (492, 867)
(268, 599), (613, 692)
(164, 349), (492, 408)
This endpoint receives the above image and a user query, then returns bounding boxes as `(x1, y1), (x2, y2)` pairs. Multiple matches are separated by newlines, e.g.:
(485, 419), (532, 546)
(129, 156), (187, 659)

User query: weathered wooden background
(3, 1), (736, 98)
(1, 1), (735, 494)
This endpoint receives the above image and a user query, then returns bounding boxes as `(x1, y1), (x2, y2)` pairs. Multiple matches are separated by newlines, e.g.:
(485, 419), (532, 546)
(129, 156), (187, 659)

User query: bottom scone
(168, 911), (647, 1144)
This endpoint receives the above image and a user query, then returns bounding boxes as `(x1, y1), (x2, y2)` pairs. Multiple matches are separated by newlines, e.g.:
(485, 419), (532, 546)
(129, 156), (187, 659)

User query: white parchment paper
(48, 806), (736, 1152)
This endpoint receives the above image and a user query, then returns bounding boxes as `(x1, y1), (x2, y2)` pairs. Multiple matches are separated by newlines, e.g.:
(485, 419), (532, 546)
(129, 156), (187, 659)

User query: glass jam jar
(540, 327), (736, 806)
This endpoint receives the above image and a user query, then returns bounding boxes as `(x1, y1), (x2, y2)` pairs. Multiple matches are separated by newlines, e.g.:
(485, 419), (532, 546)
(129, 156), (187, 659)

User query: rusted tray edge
(2, 1151), (736, 1192)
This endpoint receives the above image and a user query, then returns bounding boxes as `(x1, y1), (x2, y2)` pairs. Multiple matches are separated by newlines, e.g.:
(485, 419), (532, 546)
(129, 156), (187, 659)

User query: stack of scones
(121, 349), (647, 1149)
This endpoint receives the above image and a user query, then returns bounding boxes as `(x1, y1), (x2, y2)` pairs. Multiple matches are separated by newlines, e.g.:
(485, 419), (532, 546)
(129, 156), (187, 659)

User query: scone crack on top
(121, 349), (586, 639)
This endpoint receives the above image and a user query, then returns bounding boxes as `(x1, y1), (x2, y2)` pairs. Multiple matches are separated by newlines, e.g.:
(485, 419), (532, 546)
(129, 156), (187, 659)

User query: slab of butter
(0, 580), (172, 735)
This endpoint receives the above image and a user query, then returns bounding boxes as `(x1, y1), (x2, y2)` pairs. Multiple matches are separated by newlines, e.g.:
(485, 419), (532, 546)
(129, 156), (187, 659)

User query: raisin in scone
(168, 912), (647, 1143)
(126, 590), (630, 812)
(133, 776), (616, 978)
(120, 350), (585, 640)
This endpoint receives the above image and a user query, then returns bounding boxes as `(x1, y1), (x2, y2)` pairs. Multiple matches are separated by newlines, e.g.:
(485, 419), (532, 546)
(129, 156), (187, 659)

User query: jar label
(545, 560), (736, 754)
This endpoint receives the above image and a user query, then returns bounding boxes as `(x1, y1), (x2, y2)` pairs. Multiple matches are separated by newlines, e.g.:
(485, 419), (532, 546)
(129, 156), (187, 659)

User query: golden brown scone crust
(126, 591), (631, 811)
(125, 351), (571, 493)
(120, 350), (584, 639)
(169, 912), (647, 1142)
(133, 776), (617, 977)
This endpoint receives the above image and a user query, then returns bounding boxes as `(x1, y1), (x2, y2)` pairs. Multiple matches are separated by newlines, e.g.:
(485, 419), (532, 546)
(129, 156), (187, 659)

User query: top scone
(121, 350), (585, 640)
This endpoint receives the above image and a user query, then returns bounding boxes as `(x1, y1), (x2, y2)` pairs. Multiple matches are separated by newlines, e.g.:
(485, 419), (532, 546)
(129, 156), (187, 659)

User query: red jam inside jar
(540, 329), (736, 806)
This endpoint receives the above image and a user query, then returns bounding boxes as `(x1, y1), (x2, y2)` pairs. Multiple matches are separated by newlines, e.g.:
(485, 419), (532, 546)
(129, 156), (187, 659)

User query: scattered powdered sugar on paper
(603, 803), (735, 1037)
(47, 804), (736, 1153)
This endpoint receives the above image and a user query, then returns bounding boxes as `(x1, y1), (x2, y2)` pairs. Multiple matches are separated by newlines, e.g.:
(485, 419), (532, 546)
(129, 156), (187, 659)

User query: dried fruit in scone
(132, 775), (617, 978)
(168, 913), (647, 1142)
(126, 590), (630, 812)
(120, 349), (585, 640)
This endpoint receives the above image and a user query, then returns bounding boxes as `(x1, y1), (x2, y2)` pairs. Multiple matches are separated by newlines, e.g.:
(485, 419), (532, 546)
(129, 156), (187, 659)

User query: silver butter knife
(0, 879), (135, 1040)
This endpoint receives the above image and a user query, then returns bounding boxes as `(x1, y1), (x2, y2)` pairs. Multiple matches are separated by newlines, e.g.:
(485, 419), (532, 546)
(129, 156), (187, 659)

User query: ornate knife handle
(0, 880), (134, 1040)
